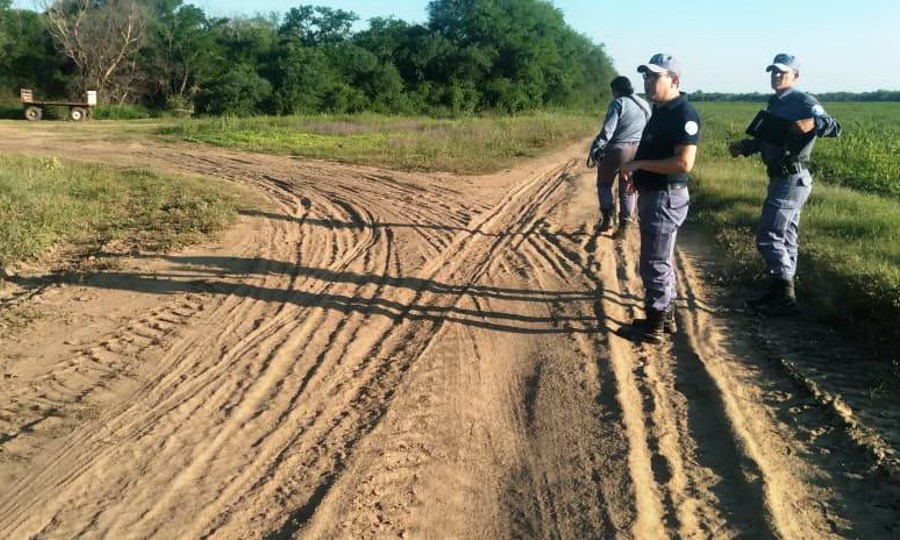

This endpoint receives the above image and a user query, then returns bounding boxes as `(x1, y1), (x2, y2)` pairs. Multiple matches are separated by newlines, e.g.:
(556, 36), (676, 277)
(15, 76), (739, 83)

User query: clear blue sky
(13, 0), (896, 93)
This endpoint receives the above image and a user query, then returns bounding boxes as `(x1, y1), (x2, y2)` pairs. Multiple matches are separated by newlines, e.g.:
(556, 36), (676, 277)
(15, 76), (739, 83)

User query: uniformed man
(729, 53), (841, 314)
(588, 76), (650, 234)
(618, 53), (700, 343)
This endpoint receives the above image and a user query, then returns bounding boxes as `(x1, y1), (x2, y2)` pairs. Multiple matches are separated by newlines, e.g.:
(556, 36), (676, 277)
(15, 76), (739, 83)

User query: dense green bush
(194, 64), (273, 116)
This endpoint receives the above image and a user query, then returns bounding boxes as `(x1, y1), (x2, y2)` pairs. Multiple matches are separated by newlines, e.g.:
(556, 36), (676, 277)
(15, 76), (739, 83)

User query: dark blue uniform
(633, 94), (701, 313)
(737, 89), (841, 280)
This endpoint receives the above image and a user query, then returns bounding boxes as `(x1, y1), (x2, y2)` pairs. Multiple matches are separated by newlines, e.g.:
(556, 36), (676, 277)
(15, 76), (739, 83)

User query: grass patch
(158, 112), (596, 174)
(92, 104), (155, 120)
(0, 154), (246, 268)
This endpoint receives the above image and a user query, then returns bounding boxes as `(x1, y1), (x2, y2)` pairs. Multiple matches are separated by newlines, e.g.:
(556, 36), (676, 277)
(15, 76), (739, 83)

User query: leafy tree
(279, 5), (357, 46)
(138, 1), (219, 109)
(0, 0), (10, 51)
(2, 0), (620, 115)
(194, 62), (271, 116)
(426, 0), (615, 111)
(270, 43), (332, 114)
(0, 6), (67, 98)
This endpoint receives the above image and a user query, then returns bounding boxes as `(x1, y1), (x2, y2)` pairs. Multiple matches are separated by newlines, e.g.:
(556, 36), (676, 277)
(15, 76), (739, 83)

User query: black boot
(599, 210), (614, 232)
(613, 218), (632, 239)
(664, 309), (677, 334)
(618, 309), (667, 343)
(762, 278), (797, 315)
(748, 277), (797, 314)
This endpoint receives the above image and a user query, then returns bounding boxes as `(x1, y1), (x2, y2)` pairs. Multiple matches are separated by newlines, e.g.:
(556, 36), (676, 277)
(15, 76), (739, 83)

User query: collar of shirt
(655, 92), (688, 111)
(772, 87), (796, 102)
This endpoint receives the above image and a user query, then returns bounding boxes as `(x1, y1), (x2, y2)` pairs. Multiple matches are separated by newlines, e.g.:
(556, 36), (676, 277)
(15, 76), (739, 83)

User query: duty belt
(639, 182), (688, 192)
(767, 161), (808, 177)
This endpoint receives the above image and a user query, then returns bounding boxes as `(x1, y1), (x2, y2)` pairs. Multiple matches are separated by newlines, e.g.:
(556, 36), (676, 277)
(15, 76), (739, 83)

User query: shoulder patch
(684, 121), (699, 136)
(811, 104), (825, 116)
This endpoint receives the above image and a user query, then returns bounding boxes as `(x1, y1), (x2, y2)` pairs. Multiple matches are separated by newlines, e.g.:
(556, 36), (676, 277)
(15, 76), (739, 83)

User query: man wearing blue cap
(618, 53), (700, 343)
(729, 53), (841, 314)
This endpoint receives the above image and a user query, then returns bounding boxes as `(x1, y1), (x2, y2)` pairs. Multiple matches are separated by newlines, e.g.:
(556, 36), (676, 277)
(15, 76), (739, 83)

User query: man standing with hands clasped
(618, 53), (700, 344)
(729, 53), (841, 314)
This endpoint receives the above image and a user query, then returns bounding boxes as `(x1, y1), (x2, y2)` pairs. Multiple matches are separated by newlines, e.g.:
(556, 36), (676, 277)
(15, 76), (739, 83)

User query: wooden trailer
(20, 88), (97, 121)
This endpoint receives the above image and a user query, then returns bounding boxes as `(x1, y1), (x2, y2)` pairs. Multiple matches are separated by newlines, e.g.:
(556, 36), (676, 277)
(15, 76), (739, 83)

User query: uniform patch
(684, 121), (699, 135)
(812, 104), (825, 116)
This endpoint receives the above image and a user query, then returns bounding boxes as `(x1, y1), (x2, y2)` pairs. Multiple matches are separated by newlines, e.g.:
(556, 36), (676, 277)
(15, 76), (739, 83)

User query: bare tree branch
(41, 0), (147, 101)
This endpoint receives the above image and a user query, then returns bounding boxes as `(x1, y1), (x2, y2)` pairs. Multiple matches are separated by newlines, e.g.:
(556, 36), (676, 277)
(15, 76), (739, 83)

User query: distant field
(158, 112), (598, 175)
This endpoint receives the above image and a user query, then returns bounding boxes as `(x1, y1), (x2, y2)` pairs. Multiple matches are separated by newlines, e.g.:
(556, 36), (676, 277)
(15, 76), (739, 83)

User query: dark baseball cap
(638, 53), (682, 78)
(766, 53), (801, 74)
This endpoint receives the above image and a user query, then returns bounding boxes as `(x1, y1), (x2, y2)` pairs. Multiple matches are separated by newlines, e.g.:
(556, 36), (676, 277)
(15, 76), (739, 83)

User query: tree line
(0, 0), (618, 116)
(690, 90), (900, 102)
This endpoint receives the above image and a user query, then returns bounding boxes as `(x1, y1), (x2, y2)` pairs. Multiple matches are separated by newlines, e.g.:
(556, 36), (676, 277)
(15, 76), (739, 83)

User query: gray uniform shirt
(740, 88), (841, 169)
(592, 94), (651, 151)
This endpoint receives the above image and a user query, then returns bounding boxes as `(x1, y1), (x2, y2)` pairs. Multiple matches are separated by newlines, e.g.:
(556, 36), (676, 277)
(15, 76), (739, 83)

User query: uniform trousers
(596, 142), (639, 221)
(756, 171), (812, 280)
(638, 185), (690, 312)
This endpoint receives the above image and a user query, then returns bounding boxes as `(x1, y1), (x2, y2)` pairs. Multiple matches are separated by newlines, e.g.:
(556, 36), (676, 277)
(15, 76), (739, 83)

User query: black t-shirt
(633, 94), (701, 191)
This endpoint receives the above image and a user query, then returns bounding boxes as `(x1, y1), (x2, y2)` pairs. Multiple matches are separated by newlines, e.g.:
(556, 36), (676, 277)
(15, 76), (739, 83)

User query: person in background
(729, 53), (841, 314)
(618, 53), (700, 343)
(588, 76), (650, 235)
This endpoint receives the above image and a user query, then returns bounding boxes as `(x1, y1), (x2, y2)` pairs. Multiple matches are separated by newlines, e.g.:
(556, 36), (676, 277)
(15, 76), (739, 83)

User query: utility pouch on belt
(745, 110), (792, 146)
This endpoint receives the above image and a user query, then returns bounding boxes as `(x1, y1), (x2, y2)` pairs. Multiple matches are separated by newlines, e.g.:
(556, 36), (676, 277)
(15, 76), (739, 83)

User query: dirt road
(0, 125), (897, 538)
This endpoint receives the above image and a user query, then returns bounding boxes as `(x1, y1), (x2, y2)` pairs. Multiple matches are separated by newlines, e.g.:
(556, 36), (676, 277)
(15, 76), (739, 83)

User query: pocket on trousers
(667, 189), (690, 210)
(765, 179), (797, 209)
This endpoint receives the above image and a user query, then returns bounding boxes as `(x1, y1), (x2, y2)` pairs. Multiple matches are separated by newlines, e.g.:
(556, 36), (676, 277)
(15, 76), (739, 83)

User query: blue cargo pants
(756, 172), (812, 280)
(638, 185), (690, 313)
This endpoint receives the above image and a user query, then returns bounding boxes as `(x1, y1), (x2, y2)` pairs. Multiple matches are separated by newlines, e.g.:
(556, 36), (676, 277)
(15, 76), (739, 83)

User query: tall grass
(0, 155), (244, 267)
(159, 112), (597, 174)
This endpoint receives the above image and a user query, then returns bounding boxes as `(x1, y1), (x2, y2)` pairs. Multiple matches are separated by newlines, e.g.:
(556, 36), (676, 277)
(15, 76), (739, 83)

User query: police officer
(589, 76), (650, 234)
(618, 53), (700, 343)
(729, 53), (841, 314)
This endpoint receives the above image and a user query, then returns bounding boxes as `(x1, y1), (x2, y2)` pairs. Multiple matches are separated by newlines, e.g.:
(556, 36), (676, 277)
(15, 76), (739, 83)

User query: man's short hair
(610, 76), (634, 95)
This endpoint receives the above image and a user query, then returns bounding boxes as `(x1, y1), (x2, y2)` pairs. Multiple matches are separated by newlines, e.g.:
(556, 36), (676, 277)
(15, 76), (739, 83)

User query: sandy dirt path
(0, 123), (897, 538)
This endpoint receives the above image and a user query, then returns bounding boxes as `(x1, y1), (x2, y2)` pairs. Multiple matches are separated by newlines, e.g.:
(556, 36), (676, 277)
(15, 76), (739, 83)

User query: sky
(11, 0), (898, 93)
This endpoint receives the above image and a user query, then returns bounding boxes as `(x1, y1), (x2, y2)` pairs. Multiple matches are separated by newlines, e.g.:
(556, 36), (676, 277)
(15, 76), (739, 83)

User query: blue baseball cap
(638, 53), (682, 78)
(766, 53), (801, 74)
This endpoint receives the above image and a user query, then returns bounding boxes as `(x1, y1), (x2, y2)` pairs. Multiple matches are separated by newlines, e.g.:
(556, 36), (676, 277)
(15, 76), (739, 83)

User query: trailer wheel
(25, 106), (43, 121)
(69, 107), (87, 121)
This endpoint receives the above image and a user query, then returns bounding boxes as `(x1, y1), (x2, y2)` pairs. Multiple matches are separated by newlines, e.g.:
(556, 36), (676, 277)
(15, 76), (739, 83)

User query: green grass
(92, 104), (154, 120)
(0, 154), (246, 267)
(158, 112), (597, 174)
(691, 102), (900, 356)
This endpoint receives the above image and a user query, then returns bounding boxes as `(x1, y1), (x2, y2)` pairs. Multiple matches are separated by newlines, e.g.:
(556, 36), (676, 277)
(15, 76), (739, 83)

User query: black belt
(767, 161), (808, 177)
